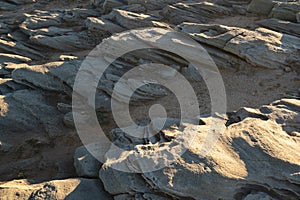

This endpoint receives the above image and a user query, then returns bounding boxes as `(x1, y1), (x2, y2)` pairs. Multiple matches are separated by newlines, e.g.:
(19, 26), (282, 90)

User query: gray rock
(0, 53), (31, 63)
(247, 0), (274, 15)
(20, 9), (99, 33)
(86, 17), (125, 34)
(0, 38), (44, 60)
(103, 0), (127, 13)
(160, 2), (233, 25)
(63, 112), (75, 128)
(0, 78), (28, 94)
(104, 9), (170, 30)
(12, 61), (81, 94)
(0, 90), (64, 138)
(99, 99), (300, 199)
(0, 141), (12, 153)
(73, 144), (103, 178)
(177, 23), (300, 70)
(0, 178), (112, 200)
(297, 12), (300, 23)
(30, 31), (96, 52)
(271, 1), (300, 22)
(127, 0), (182, 11)
(256, 18), (300, 37)
(0, 2), (18, 11)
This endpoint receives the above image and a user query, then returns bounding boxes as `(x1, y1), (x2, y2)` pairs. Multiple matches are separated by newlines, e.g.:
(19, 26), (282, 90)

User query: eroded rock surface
(0, 0), (299, 199)
(99, 99), (300, 199)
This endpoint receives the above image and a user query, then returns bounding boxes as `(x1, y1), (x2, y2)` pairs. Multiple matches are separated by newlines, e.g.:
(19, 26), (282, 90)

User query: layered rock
(99, 98), (300, 199)
(0, 178), (111, 200)
(177, 23), (300, 70)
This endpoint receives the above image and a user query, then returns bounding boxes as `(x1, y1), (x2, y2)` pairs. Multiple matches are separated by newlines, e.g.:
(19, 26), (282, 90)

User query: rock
(160, 2), (233, 25)
(30, 31), (97, 52)
(243, 192), (274, 200)
(0, 22), (10, 34)
(86, 17), (125, 34)
(0, 90), (65, 138)
(104, 9), (171, 30)
(99, 99), (300, 199)
(0, 141), (12, 153)
(256, 18), (300, 37)
(0, 178), (112, 200)
(0, 53), (31, 63)
(12, 61), (81, 95)
(232, 5), (247, 15)
(57, 103), (72, 114)
(0, 78), (28, 94)
(0, 2), (18, 11)
(6, 0), (36, 5)
(247, 0), (274, 15)
(20, 9), (99, 33)
(177, 23), (300, 70)
(63, 112), (75, 128)
(102, 0), (127, 13)
(297, 12), (300, 23)
(73, 144), (103, 178)
(127, 0), (182, 11)
(270, 1), (300, 22)
(0, 38), (44, 60)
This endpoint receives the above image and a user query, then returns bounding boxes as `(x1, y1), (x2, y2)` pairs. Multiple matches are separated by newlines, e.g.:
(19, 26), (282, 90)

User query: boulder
(99, 98), (300, 199)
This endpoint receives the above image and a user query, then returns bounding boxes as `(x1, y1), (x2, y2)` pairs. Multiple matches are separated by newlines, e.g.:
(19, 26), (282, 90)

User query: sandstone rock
(86, 17), (125, 34)
(0, 53), (31, 63)
(103, 0), (127, 13)
(0, 90), (64, 138)
(99, 99), (300, 199)
(271, 2), (300, 22)
(30, 31), (97, 52)
(247, 0), (274, 15)
(0, 178), (112, 200)
(0, 38), (44, 60)
(73, 144), (103, 178)
(161, 2), (233, 25)
(12, 61), (81, 94)
(0, 78), (27, 94)
(20, 9), (99, 33)
(104, 9), (170, 30)
(256, 18), (300, 37)
(127, 0), (182, 11)
(177, 23), (300, 70)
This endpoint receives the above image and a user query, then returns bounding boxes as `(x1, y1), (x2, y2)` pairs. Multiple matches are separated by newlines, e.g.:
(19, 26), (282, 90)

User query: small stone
(284, 67), (292, 72)
(0, 141), (13, 153)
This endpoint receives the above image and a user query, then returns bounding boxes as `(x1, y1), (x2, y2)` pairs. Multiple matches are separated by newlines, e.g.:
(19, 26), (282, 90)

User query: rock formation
(0, 0), (299, 199)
